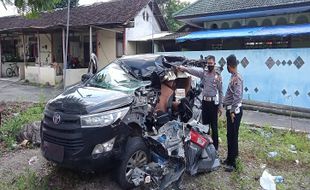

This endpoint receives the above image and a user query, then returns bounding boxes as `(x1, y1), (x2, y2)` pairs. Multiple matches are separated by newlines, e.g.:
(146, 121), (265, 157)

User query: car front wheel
(116, 137), (149, 189)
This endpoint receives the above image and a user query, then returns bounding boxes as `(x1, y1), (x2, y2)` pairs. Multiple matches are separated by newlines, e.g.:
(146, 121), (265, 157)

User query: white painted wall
(64, 68), (88, 87)
(96, 30), (116, 69)
(125, 4), (162, 54)
(39, 34), (52, 65)
(25, 66), (58, 86)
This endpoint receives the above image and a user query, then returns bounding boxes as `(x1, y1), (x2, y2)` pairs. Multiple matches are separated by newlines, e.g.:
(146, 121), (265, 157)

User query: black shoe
(224, 165), (236, 172)
(221, 159), (229, 165)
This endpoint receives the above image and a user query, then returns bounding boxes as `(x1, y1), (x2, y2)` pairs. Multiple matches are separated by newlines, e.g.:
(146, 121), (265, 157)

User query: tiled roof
(174, 0), (310, 19)
(0, 0), (168, 32)
(155, 32), (190, 40)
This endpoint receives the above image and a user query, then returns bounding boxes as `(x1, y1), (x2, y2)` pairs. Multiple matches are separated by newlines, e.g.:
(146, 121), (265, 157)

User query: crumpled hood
(47, 85), (134, 114)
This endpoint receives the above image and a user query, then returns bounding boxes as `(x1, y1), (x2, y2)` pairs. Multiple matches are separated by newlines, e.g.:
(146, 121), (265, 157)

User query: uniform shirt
(223, 72), (243, 113)
(185, 67), (223, 108)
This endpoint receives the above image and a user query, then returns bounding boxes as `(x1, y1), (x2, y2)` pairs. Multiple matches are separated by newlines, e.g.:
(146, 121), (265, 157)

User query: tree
(1, 0), (59, 14)
(156, 0), (190, 31)
(54, 0), (79, 9)
(1, 0), (78, 16)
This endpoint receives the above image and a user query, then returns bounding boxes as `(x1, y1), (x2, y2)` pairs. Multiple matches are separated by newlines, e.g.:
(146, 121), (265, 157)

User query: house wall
(64, 68), (88, 87)
(204, 12), (310, 29)
(39, 34), (52, 65)
(125, 4), (162, 55)
(97, 30), (116, 69)
(126, 41), (137, 55)
(25, 66), (57, 86)
(157, 48), (310, 109)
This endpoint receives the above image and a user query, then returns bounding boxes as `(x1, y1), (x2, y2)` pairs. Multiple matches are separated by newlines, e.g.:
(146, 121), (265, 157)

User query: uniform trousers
(201, 100), (219, 150)
(226, 107), (243, 167)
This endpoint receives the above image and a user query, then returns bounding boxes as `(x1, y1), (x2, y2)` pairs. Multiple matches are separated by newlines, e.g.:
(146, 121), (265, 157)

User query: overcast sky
(0, 0), (195, 17)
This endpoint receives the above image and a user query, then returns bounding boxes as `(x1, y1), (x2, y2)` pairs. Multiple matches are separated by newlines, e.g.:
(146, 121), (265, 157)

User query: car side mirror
(81, 73), (92, 83)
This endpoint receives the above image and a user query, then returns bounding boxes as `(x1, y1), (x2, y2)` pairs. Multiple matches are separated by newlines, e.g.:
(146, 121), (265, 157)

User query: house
(0, 0), (168, 86)
(156, 0), (310, 109)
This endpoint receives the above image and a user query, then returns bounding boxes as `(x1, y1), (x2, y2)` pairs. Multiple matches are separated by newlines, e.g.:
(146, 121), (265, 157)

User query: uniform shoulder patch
(232, 75), (241, 86)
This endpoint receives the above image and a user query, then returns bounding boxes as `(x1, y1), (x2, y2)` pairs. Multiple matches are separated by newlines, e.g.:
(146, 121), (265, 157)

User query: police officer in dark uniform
(223, 54), (243, 172)
(178, 55), (223, 151)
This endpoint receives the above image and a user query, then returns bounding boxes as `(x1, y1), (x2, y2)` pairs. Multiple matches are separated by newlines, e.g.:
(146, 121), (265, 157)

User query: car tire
(116, 137), (149, 189)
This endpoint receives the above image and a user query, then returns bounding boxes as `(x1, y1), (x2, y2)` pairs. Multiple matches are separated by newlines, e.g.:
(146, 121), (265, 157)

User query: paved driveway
(0, 79), (63, 103)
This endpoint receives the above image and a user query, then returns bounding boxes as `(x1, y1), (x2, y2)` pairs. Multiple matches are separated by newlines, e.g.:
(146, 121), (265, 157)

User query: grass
(186, 119), (310, 190)
(0, 170), (48, 190)
(0, 102), (44, 151)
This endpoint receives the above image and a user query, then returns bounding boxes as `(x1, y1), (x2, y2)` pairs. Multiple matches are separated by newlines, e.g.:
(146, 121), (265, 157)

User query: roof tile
(174, 0), (310, 18)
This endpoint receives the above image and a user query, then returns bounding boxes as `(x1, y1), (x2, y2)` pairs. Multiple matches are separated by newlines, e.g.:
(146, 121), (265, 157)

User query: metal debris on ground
(261, 131), (273, 139)
(295, 160), (300, 165)
(20, 139), (29, 147)
(289, 144), (297, 154)
(28, 156), (39, 165)
(267, 151), (278, 158)
(260, 163), (267, 169)
(13, 113), (20, 117)
(274, 176), (284, 184)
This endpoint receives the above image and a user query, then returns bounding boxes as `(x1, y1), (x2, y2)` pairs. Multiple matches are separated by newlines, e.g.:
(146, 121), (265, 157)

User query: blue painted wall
(157, 48), (310, 109)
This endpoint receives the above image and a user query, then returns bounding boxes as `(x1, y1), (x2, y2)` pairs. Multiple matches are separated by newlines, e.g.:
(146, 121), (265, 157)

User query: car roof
(118, 54), (186, 80)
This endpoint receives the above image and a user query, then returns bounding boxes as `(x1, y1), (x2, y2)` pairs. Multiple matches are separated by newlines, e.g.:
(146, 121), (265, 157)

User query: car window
(87, 62), (144, 92)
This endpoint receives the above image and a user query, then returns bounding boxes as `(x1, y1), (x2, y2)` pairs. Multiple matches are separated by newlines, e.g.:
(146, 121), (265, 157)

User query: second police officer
(223, 54), (244, 172)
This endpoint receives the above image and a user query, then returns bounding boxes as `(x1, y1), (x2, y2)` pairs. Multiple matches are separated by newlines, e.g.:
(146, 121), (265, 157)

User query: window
(232, 21), (242, 28)
(211, 23), (218, 29)
(27, 36), (38, 62)
(248, 20), (258, 27)
(116, 33), (124, 58)
(142, 11), (149, 22)
(275, 17), (288, 26)
(295, 15), (309, 24)
(261, 19), (273, 26)
(1, 37), (23, 62)
(221, 22), (229, 29)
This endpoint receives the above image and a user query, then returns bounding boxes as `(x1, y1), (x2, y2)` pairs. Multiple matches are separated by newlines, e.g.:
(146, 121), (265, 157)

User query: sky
(0, 0), (195, 17)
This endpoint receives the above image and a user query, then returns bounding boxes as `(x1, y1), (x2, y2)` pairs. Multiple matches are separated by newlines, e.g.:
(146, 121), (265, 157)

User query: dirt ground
(0, 148), (122, 190)
(0, 102), (34, 123)
(0, 147), (232, 190)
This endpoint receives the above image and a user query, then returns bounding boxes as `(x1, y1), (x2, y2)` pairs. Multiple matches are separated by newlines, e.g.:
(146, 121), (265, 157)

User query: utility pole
(64, 0), (71, 89)
(151, 0), (154, 53)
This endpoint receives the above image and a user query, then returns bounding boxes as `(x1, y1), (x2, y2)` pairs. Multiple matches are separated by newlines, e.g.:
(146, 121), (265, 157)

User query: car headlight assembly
(81, 107), (129, 128)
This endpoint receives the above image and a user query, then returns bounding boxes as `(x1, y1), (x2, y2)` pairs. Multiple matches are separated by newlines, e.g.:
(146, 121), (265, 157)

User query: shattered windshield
(87, 61), (144, 93)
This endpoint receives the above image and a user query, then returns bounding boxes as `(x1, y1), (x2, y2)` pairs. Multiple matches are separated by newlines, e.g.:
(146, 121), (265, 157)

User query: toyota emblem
(53, 113), (61, 125)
